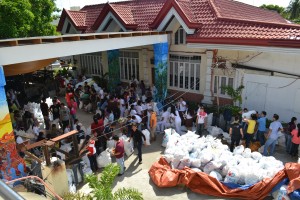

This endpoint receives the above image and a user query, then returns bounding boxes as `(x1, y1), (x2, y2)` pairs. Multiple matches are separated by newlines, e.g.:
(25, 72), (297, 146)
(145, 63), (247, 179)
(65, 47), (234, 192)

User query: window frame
(80, 53), (103, 77)
(174, 27), (186, 45)
(119, 51), (139, 82)
(213, 75), (235, 98)
(168, 54), (201, 93)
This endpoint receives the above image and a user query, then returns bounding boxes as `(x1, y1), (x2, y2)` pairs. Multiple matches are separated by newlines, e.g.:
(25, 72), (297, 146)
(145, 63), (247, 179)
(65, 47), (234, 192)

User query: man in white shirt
(132, 115), (142, 130)
(157, 107), (170, 133)
(178, 97), (187, 112)
(135, 100), (143, 116)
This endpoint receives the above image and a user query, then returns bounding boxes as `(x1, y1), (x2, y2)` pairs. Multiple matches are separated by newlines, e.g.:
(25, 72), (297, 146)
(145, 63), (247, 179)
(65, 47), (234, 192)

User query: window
(174, 27), (186, 45)
(66, 23), (71, 33)
(119, 51), (139, 81)
(213, 76), (234, 95)
(169, 54), (201, 91)
(80, 53), (102, 76)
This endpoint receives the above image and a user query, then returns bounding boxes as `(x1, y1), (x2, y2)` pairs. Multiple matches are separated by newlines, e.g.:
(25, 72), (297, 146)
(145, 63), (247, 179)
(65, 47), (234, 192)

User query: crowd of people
(228, 108), (300, 158)
(6, 73), (300, 185)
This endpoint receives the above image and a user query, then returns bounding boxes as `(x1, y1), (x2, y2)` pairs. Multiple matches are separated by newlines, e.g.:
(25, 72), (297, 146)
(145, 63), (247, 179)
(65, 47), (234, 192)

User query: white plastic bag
(224, 167), (239, 184)
(200, 152), (213, 165)
(210, 170), (222, 181)
(190, 158), (201, 168)
(178, 157), (191, 170)
(142, 129), (151, 145)
(107, 139), (115, 150)
(69, 184), (76, 193)
(203, 161), (222, 174)
(251, 152), (262, 161)
(122, 136), (134, 157)
(96, 149), (112, 168)
(275, 185), (290, 200)
(242, 148), (252, 158)
(162, 133), (170, 147)
(245, 172), (260, 185)
(233, 145), (244, 155)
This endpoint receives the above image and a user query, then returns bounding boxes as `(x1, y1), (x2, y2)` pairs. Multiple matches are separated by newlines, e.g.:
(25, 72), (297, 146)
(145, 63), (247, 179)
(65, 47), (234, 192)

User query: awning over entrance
(0, 31), (169, 76)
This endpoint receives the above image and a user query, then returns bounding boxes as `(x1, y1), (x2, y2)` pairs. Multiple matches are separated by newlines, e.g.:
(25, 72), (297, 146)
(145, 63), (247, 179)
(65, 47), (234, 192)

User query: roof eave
(92, 4), (137, 31)
(149, 0), (200, 30)
(186, 37), (300, 49)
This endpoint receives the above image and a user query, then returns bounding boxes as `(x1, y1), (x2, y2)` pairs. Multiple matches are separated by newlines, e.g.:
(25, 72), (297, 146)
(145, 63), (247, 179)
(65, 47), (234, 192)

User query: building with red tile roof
(58, 0), (300, 122)
(58, 0), (300, 48)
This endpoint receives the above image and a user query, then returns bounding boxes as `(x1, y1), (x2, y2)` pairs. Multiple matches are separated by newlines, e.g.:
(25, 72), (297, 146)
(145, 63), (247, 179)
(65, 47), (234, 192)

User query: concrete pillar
(202, 51), (213, 104)
(153, 42), (169, 102)
(141, 49), (150, 87)
(41, 157), (69, 197)
(107, 49), (120, 92)
(0, 66), (25, 180)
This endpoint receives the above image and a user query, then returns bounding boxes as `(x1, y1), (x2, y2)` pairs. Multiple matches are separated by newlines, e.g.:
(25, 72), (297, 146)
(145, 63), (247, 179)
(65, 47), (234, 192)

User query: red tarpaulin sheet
(149, 157), (300, 200)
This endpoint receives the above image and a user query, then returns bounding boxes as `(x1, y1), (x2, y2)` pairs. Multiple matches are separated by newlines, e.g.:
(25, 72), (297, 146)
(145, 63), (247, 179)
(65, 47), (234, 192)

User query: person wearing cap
(129, 123), (146, 164)
(229, 116), (244, 152)
(112, 135), (125, 176)
(87, 136), (98, 172)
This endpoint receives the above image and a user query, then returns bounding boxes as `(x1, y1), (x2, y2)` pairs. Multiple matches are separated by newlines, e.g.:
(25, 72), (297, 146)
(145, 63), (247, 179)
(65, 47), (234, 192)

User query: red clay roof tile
(58, 0), (300, 46)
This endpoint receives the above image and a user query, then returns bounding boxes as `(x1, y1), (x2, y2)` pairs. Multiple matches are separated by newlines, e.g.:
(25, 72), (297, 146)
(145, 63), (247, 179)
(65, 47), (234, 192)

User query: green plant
(221, 85), (244, 105)
(220, 105), (241, 116)
(63, 164), (143, 200)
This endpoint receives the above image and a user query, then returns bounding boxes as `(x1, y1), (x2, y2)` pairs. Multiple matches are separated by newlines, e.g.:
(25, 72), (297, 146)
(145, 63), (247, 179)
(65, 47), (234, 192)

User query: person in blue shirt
(263, 114), (283, 156)
(256, 111), (267, 146)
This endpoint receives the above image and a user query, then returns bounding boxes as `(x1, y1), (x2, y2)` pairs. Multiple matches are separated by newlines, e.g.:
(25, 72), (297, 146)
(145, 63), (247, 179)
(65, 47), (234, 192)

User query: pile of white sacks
(162, 129), (284, 185)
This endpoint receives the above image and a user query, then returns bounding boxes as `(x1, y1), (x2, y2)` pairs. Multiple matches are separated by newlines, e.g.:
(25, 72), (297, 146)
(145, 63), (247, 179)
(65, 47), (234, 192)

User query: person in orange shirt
(290, 123), (300, 157)
(150, 109), (157, 142)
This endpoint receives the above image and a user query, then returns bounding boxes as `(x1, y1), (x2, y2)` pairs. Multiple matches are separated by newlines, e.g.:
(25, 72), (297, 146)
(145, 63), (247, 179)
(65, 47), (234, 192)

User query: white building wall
(217, 50), (300, 76)
(242, 73), (300, 122)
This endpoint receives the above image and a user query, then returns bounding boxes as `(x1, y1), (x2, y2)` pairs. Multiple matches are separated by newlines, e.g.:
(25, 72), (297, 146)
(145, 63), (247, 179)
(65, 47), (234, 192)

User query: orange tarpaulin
(149, 157), (300, 200)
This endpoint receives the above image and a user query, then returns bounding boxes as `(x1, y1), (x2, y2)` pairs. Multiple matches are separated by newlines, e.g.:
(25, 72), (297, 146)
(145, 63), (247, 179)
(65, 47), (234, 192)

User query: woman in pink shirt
(290, 123), (300, 157)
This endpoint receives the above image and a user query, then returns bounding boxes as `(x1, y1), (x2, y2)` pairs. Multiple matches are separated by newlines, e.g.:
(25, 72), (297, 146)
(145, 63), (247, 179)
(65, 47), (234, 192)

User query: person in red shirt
(290, 123), (300, 157)
(86, 136), (98, 172)
(112, 135), (125, 176)
(91, 115), (104, 154)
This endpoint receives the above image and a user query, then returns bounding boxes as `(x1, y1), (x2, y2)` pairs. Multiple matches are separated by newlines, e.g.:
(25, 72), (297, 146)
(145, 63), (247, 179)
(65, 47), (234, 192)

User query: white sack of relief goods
(242, 148), (252, 158)
(163, 154), (174, 163)
(245, 170), (261, 185)
(258, 145), (264, 154)
(199, 151), (213, 165)
(190, 158), (201, 168)
(233, 145), (244, 155)
(251, 152), (263, 161)
(207, 113), (213, 127)
(121, 136), (134, 157)
(107, 139), (115, 150)
(242, 110), (257, 119)
(224, 167), (239, 184)
(275, 185), (290, 200)
(191, 168), (202, 172)
(277, 132), (286, 147)
(97, 148), (112, 168)
(210, 127), (223, 137)
(210, 170), (223, 181)
(203, 161), (222, 174)
(162, 130), (171, 147)
(142, 129), (151, 145)
(178, 156), (191, 170)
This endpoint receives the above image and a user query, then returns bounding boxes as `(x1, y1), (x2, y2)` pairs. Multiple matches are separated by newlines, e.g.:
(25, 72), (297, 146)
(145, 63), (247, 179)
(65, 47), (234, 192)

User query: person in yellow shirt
(244, 113), (257, 148)
(150, 109), (157, 142)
